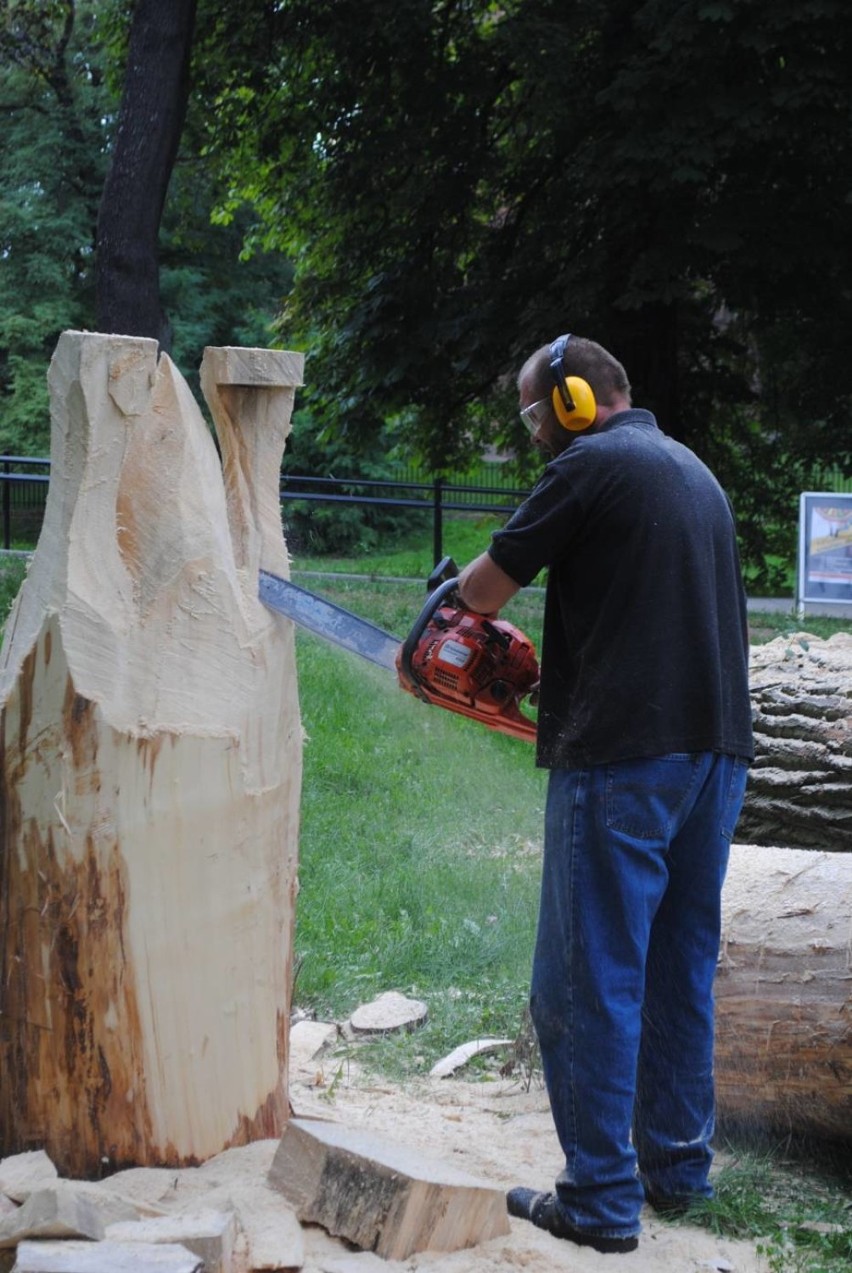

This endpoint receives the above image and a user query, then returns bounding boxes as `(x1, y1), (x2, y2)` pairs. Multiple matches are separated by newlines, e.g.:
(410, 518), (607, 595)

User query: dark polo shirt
(488, 410), (755, 769)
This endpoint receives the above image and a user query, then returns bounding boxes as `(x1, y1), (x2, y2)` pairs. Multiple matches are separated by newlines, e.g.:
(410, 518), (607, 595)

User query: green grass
(293, 602), (546, 1064)
(675, 1148), (852, 1273)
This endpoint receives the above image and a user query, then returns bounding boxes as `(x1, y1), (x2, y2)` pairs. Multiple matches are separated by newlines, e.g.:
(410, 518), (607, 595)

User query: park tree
(3, 0), (851, 580)
(198, 0), (852, 583)
(201, 0), (852, 453)
(95, 0), (197, 346)
(0, 0), (291, 453)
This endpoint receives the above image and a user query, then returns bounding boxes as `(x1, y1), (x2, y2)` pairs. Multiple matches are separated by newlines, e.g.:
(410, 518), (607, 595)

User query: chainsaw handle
(427, 555), (459, 592)
(398, 576), (462, 688)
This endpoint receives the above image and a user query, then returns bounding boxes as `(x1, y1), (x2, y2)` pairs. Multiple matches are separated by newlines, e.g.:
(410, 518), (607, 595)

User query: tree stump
(0, 333), (303, 1176)
(740, 633), (852, 852)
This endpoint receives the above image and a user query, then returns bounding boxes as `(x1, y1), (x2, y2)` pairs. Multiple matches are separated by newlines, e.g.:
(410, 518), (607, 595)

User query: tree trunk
(716, 843), (852, 1143)
(0, 332), (303, 1177)
(739, 633), (852, 853)
(95, 0), (198, 348)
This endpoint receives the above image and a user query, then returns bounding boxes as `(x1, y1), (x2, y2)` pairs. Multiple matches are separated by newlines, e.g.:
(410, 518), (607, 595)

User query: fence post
(2, 456), (10, 550)
(432, 476), (443, 566)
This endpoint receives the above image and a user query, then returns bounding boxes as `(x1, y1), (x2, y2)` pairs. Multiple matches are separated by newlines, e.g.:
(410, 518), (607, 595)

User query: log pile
(742, 632), (852, 852)
(716, 844), (852, 1143)
(0, 1116), (511, 1270)
(728, 628), (852, 1142)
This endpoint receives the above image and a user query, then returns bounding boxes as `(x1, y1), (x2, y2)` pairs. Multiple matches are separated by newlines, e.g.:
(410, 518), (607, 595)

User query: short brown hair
(518, 336), (631, 407)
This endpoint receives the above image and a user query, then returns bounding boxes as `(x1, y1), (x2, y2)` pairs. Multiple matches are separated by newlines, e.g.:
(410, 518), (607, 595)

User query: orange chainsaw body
(396, 577), (538, 743)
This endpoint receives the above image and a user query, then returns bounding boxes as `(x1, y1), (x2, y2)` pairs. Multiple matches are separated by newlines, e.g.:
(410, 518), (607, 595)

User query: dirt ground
(287, 1042), (768, 1273)
(0, 1022), (773, 1271)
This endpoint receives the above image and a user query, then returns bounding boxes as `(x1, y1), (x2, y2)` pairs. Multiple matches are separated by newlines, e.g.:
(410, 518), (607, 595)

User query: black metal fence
(1, 456), (530, 563)
(1, 456), (50, 550)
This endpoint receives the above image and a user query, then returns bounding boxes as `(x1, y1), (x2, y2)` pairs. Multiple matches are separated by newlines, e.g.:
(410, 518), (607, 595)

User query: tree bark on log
(739, 634), (852, 853)
(716, 844), (852, 1143)
(0, 332), (303, 1176)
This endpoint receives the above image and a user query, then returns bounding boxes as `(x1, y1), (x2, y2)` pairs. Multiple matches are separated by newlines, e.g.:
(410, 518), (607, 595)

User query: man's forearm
(457, 551), (521, 615)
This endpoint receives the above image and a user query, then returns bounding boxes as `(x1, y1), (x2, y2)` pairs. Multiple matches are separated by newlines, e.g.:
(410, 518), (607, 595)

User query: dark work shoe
(644, 1190), (699, 1219)
(507, 1187), (639, 1254)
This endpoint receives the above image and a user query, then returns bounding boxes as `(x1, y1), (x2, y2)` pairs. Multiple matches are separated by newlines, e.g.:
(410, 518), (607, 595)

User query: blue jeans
(529, 752), (749, 1239)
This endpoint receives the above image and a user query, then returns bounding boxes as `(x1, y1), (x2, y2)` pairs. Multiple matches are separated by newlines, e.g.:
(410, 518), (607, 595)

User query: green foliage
(198, 0), (541, 467)
(0, 0), (294, 455)
(160, 198), (294, 401)
(0, 0), (109, 452)
(598, 0), (852, 470)
(281, 408), (428, 555)
(290, 513), (507, 582)
(197, 0), (852, 580)
(702, 409), (804, 594)
(5, 0), (852, 594)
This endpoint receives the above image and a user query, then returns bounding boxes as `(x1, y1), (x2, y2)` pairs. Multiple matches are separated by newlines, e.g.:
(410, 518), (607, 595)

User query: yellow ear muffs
(549, 335), (597, 432)
(551, 376), (597, 431)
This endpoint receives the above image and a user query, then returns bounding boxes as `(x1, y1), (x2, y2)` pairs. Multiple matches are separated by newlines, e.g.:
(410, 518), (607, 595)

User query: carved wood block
(0, 334), (304, 1174)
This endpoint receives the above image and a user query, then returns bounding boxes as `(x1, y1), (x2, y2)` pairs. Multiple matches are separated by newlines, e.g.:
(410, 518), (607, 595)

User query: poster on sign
(797, 491), (852, 611)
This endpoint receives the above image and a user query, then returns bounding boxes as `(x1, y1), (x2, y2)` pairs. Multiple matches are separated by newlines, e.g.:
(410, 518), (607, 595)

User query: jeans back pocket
(605, 753), (701, 841)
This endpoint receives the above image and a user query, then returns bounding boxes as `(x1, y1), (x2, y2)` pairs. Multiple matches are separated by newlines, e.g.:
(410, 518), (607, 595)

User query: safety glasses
(519, 397), (552, 436)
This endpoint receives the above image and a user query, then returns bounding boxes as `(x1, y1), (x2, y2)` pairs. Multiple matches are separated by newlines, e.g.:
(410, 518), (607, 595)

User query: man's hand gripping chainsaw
(396, 558), (539, 743)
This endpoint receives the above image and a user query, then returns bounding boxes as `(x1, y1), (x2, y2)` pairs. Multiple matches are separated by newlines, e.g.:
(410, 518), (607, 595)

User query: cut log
(348, 991), (428, 1035)
(0, 333), (303, 1175)
(267, 1117), (510, 1260)
(715, 844), (852, 1142)
(0, 1185), (137, 1247)
(288, 1020), (339, 1075)
(182, 1182), (304, 1272)
(12, 1240), (203, 1273)
(741, 633), (852, 852)
(0, 1154), (58, 1205)
(105, 1209), (237, 1273)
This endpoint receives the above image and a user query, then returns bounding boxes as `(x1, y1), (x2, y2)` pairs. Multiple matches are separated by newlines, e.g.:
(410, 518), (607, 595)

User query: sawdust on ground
(288, 1048), (767, 1273)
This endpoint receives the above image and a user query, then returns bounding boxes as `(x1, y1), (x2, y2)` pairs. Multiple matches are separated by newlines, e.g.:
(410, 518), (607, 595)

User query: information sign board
(797, 492), (852, 611)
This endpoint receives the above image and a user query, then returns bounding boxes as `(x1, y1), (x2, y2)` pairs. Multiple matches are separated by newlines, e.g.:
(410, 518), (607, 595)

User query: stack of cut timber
(742, 633), (852, 851)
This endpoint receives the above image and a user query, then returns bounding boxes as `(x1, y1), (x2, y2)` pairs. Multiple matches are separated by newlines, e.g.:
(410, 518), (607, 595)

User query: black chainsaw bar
(258, 569), (401, 671)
